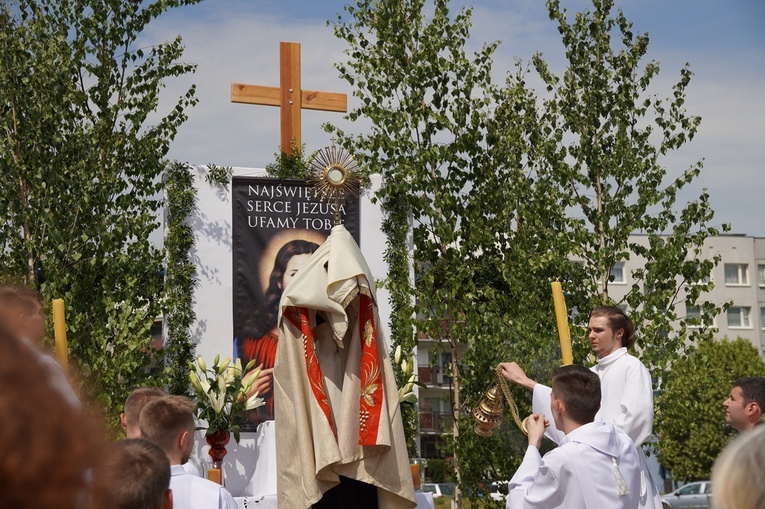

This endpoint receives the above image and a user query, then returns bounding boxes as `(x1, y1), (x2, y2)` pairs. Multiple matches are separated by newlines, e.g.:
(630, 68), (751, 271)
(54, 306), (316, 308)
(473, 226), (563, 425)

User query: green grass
(434, 497), (499, 509)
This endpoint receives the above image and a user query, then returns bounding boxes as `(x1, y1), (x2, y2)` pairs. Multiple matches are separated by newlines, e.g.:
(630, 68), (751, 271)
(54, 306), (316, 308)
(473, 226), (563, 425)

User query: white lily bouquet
(188, 354), (265, 442)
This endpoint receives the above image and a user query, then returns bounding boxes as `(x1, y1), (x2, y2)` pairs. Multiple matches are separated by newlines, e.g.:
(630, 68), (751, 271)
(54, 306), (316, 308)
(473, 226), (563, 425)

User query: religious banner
(232, 176), (360, 429)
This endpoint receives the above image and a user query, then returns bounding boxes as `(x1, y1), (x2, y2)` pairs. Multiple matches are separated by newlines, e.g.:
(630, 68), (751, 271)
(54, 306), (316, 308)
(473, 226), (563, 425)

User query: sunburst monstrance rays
(308, 144), (361, 224)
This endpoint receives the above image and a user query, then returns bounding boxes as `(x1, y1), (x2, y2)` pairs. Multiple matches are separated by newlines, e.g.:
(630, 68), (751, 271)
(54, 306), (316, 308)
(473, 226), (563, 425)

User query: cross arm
(231, 83), (347, 112)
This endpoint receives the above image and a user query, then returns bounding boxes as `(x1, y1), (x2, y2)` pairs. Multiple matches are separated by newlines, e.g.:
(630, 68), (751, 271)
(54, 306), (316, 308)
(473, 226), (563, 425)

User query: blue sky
(148, 0), (765, 236)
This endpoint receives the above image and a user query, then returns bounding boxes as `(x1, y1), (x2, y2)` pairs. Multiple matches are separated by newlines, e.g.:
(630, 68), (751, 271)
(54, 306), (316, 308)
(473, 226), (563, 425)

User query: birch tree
(0, 0), (200, 428)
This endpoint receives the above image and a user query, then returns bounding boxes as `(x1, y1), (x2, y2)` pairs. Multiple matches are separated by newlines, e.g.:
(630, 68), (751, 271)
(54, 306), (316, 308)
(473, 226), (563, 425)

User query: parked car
(422, 482), (456, 499)
(661, 481), (712, 509)
(489, 481), (508, 501)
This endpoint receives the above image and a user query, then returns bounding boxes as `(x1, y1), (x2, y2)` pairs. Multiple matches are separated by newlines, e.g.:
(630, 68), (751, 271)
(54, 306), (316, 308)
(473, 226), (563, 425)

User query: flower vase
(206, 430), (230, 485)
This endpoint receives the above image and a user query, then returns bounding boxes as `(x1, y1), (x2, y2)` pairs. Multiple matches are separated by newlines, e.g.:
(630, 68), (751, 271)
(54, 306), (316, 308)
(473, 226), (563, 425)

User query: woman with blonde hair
(712, 426), (765, 509)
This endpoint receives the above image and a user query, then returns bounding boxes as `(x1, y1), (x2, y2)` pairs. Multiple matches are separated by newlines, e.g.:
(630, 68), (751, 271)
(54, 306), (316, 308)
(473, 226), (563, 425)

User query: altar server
(140, 395), (237, 509)
(121, 387), (165, 438)
(500, 306), (661, 508)
(500, 306), (653, 446)
(507, 365), (644, 509)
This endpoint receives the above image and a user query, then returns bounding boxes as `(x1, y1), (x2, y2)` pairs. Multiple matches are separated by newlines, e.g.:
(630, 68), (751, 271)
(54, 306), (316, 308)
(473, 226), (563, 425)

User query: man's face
(723, 386), (753, 432)
(587, 315), (622, 358)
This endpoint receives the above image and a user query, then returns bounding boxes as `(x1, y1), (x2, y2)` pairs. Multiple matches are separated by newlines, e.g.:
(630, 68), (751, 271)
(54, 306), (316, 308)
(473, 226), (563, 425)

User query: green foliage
(265, 141), (313, 180)
(0, 0), (200, 429)
(205, 163), (233, 187)
(380, 181), (419, 457)
(164, 161), (198, 394)
(655, 338), (765, 482)
(331, 0), (726, 504)
(526, 0), (728, 380)
(427, 458), (447, 483)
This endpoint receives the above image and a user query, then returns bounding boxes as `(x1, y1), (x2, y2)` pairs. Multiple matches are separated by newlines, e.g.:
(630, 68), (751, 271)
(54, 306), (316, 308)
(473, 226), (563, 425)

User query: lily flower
(208, 391), (226, 414)
(242, 368), (262, 393)
(189, 371), (203, 393)
(225, 366), (237, 385)
(245, 393), (265, 411)
(217, 357), (231, 375)
(189, 354), (266, 442)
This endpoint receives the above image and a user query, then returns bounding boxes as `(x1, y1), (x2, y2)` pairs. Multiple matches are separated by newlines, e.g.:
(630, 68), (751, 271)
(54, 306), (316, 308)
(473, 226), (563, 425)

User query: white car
(489, 481), (508, 501)
(661, 481), (712, 509)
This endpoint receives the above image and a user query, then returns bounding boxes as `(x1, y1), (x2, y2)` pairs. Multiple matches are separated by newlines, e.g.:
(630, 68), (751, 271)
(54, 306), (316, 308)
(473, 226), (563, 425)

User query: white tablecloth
(415, 491), (435, 508)
(235, 491), (434, 508)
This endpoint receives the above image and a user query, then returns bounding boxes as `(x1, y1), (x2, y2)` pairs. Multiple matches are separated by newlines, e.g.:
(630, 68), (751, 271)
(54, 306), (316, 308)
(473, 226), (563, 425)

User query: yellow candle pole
(551, 282), (573, 365)
(52, 298), (69, 370)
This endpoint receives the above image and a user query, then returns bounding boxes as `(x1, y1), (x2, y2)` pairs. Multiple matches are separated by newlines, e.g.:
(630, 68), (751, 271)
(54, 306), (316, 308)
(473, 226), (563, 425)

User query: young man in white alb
(139, 395), (237, 509)
(507, 365), (644, 508)
(500, 305), (660, 508)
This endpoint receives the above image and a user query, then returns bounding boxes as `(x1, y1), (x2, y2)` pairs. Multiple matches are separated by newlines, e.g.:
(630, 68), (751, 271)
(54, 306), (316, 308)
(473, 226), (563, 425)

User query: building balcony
(419, 410), (453, 434)
(417, 365), (452, 388)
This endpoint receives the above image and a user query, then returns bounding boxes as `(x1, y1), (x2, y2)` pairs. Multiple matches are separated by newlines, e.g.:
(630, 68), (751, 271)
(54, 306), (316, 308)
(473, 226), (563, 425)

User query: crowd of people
(0, 283), (238, 509)
(1, 281), (764, 509)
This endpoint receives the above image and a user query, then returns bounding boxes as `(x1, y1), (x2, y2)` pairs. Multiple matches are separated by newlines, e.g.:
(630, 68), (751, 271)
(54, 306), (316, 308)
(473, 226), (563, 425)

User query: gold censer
(472, 366), (529, 437)
(471, 385), (505, 437)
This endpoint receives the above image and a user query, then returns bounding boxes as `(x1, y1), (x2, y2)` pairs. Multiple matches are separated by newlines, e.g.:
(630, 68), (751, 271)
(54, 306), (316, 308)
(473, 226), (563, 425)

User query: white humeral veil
(274, 225), (416, 509)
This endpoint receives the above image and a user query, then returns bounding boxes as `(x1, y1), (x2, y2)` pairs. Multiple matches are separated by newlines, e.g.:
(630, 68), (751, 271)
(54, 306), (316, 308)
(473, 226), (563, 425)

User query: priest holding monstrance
(272, 149), (416, 508)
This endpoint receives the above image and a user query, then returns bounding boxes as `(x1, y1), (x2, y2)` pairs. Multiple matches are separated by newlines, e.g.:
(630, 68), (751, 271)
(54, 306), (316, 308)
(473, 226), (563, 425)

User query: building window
(610, 262), (626, 284)
(761, 307), (765, 331)
(724, 263), (749, 286)
(686, 306), (714, 328)
(758, 265), (765, 286)
(727, 306), (751, 328)
(689, 275), (711, 287)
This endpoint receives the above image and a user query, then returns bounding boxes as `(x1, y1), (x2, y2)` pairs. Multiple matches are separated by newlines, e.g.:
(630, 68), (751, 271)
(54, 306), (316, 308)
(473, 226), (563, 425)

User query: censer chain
(495, 365), (527, 435)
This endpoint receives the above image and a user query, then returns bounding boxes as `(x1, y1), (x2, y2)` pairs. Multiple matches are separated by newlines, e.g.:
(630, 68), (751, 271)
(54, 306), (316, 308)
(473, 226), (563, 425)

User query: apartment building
(605, 234), (765, 355)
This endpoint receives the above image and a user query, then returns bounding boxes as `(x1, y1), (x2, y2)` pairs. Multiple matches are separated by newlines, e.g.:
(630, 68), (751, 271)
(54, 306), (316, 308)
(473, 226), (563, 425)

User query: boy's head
(139, 395), (196, 465)
(121, 387), (165, 438)
(550, 365), (601, 426)
(93, 439), (172, 509)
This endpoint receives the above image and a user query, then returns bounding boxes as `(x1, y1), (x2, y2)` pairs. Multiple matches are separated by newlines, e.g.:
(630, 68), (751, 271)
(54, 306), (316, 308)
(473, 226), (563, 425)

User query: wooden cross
(231, 41), (348, 156)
